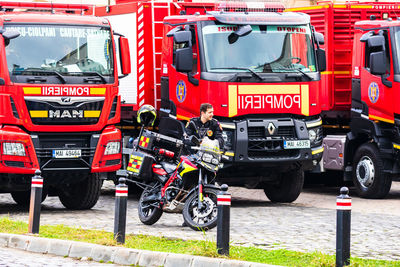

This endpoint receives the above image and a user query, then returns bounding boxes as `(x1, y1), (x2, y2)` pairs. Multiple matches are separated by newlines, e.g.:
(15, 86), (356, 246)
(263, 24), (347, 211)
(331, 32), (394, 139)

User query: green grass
(0, 217), (398, 266)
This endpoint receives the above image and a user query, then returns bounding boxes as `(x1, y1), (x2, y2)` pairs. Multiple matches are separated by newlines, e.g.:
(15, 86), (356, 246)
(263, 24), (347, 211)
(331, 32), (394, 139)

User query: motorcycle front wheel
(138, 185), (163, 225)
(182, 187), (219, 231)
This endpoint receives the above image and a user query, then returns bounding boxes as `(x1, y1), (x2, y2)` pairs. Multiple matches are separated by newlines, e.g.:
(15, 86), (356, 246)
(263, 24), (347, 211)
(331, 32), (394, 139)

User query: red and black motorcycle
(127, 105), (222, 231)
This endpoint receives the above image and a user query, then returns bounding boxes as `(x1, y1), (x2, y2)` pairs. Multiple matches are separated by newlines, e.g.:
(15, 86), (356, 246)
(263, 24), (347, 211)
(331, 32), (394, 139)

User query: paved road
(1, 182), (400, 261)
(0, 247), (122, 266)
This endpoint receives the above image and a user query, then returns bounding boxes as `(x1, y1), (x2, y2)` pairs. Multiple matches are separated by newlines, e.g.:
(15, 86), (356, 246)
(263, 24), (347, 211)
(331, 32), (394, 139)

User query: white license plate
(52, 149), (81, 158)
(283, 140), (310, 149)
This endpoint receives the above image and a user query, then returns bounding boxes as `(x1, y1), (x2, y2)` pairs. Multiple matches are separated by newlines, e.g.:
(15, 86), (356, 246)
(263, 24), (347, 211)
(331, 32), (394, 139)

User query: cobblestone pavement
(1, 182), (400, 261)
(0, 247), (122, 266)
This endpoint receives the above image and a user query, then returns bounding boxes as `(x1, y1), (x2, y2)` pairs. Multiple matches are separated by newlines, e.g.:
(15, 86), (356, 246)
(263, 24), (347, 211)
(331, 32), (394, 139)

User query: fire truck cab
(0, 2), (131, 209)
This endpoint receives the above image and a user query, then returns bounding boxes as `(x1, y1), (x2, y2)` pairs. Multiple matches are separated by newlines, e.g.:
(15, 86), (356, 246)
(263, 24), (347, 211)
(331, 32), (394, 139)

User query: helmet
(137, 104), (156, 126)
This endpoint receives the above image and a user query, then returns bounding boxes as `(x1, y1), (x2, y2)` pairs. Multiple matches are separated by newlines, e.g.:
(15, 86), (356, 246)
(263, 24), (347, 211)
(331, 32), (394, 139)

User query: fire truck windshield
(202, 23), (316, 74)
(4, 24), (114, 82)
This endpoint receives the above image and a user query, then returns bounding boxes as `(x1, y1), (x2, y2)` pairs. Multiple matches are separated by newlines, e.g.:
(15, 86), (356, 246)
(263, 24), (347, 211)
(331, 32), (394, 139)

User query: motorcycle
(127, 106), (222, 231)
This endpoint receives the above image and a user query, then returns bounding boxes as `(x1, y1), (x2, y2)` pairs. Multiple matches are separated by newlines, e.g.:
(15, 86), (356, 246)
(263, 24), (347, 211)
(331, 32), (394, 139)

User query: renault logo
(267, 122), (276, 135)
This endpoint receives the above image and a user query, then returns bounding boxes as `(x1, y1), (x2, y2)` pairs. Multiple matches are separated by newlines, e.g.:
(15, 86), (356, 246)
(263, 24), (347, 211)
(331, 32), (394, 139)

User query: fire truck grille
(25, 98), (104, 125)
(34, 135), (96, 170)
(247, 125), (298, 159)
(248, 126), (296, 138)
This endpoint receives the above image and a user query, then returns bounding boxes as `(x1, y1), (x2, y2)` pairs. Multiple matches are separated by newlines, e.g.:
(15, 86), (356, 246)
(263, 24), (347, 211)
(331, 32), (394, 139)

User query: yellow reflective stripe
(30, 110), (48, 117)
(393, 143), (400, 150)
(177, 114), (191, 121)
(286, 5), (329, 12)
(229, 85), (238, 117)
(350, 5), (373, 9)
(321, 71), (351, 75)
(369, 114), (394, 124)
(333, 5), (347, 8)
(90, 88), (106, 95)
(84, 110), (101, 117)
(312, 147), (324, 155)
(23, 87), (41, 94)
(224, 151), (234, 157)
(306, 120), (322, 128)
(301, 84), (309, 116)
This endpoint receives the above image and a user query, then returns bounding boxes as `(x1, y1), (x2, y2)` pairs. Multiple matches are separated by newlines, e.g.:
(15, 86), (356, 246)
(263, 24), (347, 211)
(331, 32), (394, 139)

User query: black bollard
(28, 169), (43, 234)
(336, 187), (351, 267)
(114, 176), (128, 244)
(217, 184), (231, 256)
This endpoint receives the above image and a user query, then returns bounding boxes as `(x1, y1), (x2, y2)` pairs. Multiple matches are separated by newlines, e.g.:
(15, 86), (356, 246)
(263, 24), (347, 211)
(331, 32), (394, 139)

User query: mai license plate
(52, 149), (81, 158)
(283, 140), (310, 149)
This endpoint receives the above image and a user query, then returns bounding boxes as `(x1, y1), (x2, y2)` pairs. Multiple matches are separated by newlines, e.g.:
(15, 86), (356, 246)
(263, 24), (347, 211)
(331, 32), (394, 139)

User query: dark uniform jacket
(185, 117), (224, 148)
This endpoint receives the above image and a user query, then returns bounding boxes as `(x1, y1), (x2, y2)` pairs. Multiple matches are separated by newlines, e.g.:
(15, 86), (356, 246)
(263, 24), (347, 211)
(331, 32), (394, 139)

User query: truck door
(360, 30), (394, 122)
(169, 25), (201, 119)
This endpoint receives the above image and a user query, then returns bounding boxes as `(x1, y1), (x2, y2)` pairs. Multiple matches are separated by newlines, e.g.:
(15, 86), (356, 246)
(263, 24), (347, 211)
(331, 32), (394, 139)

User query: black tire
(352, 143), (392, 199)
(182, 187), (218, 231)
(11, 189), (47, 206)
(263, 168), (304, 203)
(138, 187), (163, 225)
(58, 173), (102, 210)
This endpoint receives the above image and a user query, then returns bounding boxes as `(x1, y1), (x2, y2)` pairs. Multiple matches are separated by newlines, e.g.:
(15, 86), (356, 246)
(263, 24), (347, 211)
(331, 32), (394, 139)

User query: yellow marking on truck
(369, 114), (394, 124)
(350, 5), (373, 9)
(393, 143), (400, 150)
(229, 85), (238, 117)
(333, 5), (347, 8)
(238, 85), (300, 95)
(306, 120), (322, 128)
(23, 87), (41, 95)
(90, 88), (106, 95)
(312, 147), (324, 155)
(321, 71), (351, 75)
(177, 114), (191, 121)
(301, 85), (309, 116)
(286, 5), (329, 12)
(84, 110), (101, 117)
(29, 110), (48, 117)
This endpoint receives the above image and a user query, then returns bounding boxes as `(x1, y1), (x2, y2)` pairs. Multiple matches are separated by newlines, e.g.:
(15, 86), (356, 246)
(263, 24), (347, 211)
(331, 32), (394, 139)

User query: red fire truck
(94, 0), (326, 202)
(0, 1), (131, 209)
(291, 1), (400, 198)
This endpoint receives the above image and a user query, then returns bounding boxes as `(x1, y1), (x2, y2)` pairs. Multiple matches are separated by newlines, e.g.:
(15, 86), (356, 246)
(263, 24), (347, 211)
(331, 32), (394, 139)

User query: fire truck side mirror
(173, 31), (194, 73)
(316, 48), (326, 72)
(370, 51), (386, 75)
(119, 37), (131, 76)
(2, 29), (20, 41)
(314, 32), (324, 45)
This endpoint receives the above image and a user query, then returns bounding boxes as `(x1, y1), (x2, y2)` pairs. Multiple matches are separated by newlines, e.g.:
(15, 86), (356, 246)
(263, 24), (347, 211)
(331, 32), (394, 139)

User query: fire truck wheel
(58, 173), (102, 210)
(353, 143), (392, 199)
(263, 168), (304, 203)
(11, 189), (47, 206)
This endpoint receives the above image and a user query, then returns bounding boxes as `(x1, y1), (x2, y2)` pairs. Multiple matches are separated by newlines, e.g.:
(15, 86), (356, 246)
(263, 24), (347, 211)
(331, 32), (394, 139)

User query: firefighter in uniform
(185, 103), (224, 148)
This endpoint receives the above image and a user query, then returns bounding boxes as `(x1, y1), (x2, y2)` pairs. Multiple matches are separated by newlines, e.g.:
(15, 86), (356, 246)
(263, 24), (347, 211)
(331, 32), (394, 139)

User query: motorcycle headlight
(3, 142), (26, 156)
(202, 153), (213, 163)
(211, 158), (219, 165)
(104, 141), (120, 155)
(222, 130), (234, 150)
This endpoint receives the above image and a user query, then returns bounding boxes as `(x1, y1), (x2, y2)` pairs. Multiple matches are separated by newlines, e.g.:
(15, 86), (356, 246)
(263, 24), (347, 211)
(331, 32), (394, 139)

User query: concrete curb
(0, 233), (280, 267)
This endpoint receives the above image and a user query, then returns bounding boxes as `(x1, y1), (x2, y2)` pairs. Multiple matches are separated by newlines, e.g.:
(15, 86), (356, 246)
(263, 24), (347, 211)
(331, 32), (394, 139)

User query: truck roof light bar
(0, 1), (91, 12)
(216, 1), (285, 13)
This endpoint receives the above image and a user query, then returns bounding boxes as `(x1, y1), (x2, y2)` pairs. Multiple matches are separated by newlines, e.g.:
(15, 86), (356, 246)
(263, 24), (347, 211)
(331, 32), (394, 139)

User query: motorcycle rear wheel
(138, 186), (163, 225)
(182, 187), (218, 231)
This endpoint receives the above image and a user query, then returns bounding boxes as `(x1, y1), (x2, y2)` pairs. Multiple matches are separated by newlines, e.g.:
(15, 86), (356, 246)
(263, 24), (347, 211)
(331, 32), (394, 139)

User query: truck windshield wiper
(211, 67), (263, 81)
(80, 71), (107, 83)
(274, 67), (313, 81)
(19, 69), (67, 84)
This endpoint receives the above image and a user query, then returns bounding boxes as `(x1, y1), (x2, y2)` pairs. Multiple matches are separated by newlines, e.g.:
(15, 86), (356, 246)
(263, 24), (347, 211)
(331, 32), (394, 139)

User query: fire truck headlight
(3, 142), (26, 156)
(104, 141), (120, 155)
(309, 129), (317, 143)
